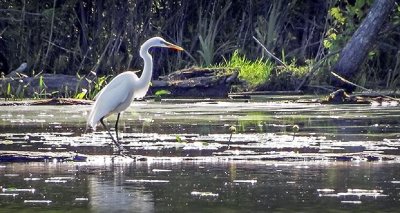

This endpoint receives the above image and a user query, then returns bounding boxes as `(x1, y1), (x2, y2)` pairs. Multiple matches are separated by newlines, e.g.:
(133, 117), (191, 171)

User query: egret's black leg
(115, 113), (121, 142)
(100, 117), (121, 151)
(228, 133), (232, 149)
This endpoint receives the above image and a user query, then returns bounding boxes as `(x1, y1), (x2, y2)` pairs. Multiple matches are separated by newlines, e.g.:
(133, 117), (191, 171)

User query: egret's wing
(87, 78), (132, 128)
(93, 71), (139, 100)
(92, 77), (119, 101)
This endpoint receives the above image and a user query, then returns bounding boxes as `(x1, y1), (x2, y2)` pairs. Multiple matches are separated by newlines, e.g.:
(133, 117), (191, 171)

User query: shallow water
(1, 97), (400, 211)
(1, 98), (400, 139)
(0, 98), (400, 158)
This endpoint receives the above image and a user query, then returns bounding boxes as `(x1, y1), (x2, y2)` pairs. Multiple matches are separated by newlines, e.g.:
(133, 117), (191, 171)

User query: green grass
(75, 75), (109, 100)
(219, 50), (274, 88)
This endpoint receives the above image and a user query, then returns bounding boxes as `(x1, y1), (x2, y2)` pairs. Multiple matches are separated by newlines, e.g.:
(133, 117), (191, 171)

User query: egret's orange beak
(166, 42), (184, 51)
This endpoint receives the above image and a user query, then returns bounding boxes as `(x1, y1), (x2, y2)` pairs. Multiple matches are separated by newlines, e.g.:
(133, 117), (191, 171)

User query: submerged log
(150, 67), (239, 98)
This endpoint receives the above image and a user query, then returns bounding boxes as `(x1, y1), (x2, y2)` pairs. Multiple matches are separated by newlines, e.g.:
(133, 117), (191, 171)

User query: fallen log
(0, 98), (93, 106)
(149, 67), (239, 98)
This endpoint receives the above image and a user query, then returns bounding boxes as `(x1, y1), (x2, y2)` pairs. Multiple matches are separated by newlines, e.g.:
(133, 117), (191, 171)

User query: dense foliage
(0, 0), (399, 89)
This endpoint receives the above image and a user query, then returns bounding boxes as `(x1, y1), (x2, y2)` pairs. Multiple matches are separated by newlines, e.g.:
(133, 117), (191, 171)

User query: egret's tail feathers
(87, 109), (99, 131)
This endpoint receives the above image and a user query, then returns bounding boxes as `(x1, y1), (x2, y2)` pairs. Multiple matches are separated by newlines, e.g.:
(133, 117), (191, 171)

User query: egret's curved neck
(138, 42), (153, 89)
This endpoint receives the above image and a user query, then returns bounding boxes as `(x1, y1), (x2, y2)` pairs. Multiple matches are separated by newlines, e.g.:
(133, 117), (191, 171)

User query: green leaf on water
(176, 135), (183, 143)
(6, 83), (11, 96)
(155, 89), (171, 97)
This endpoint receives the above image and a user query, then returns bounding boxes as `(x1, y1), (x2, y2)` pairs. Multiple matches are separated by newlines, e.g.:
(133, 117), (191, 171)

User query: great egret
(87, 37), (183, 153)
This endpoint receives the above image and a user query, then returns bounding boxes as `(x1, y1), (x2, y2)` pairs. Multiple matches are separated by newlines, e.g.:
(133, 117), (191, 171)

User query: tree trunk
(333, 0), (395, 92)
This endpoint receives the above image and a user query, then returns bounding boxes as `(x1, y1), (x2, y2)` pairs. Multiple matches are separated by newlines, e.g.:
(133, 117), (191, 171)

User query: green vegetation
(6, 83), (11, 100)
(213, 50), (310, 90)
(154, 89), (171, 101)
(74, 88), (87, 100)
(321, 1), (400, 89)
(197, 2), (233, 66)
(154, 89), (171, 97)
(0, 72), (110, 100)
(33, 75), (47, 99)
(218, 50), (274, 88)
(88, 75), (109, 100)
(175, 135), (187, 143)
(74, 74), (110, 100)
(0, 0), (399, 97)
(261, 60), (310, 91)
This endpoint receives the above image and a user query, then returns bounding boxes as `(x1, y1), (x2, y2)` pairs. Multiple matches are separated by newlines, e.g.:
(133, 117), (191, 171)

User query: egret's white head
(143, 37), (184, 51)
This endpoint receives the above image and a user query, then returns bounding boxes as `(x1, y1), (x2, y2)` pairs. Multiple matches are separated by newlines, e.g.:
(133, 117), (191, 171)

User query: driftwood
(150, 67), (239, 98)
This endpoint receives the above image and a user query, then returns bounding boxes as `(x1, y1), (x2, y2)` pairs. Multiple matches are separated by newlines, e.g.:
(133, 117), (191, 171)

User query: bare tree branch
(252, 36), (287, 67)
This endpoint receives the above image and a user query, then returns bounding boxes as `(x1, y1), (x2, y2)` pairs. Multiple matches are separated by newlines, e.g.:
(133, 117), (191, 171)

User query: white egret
(87, 37), (183, 152)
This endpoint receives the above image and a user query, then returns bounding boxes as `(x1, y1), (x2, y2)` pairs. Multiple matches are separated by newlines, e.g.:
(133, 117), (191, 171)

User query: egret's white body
(87, 71), (143, 129)
(86, 37), (183, 151)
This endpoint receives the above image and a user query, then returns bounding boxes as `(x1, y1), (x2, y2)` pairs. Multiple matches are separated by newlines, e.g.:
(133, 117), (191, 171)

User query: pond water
(0, 97), (400, 212)
(0, 161), (400, 212)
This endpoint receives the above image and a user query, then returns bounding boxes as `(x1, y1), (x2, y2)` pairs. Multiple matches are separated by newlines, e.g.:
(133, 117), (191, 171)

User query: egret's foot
(118, 147), (129, 155)
(112, 144), (130, 156)
(116, 148), (134, 159)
